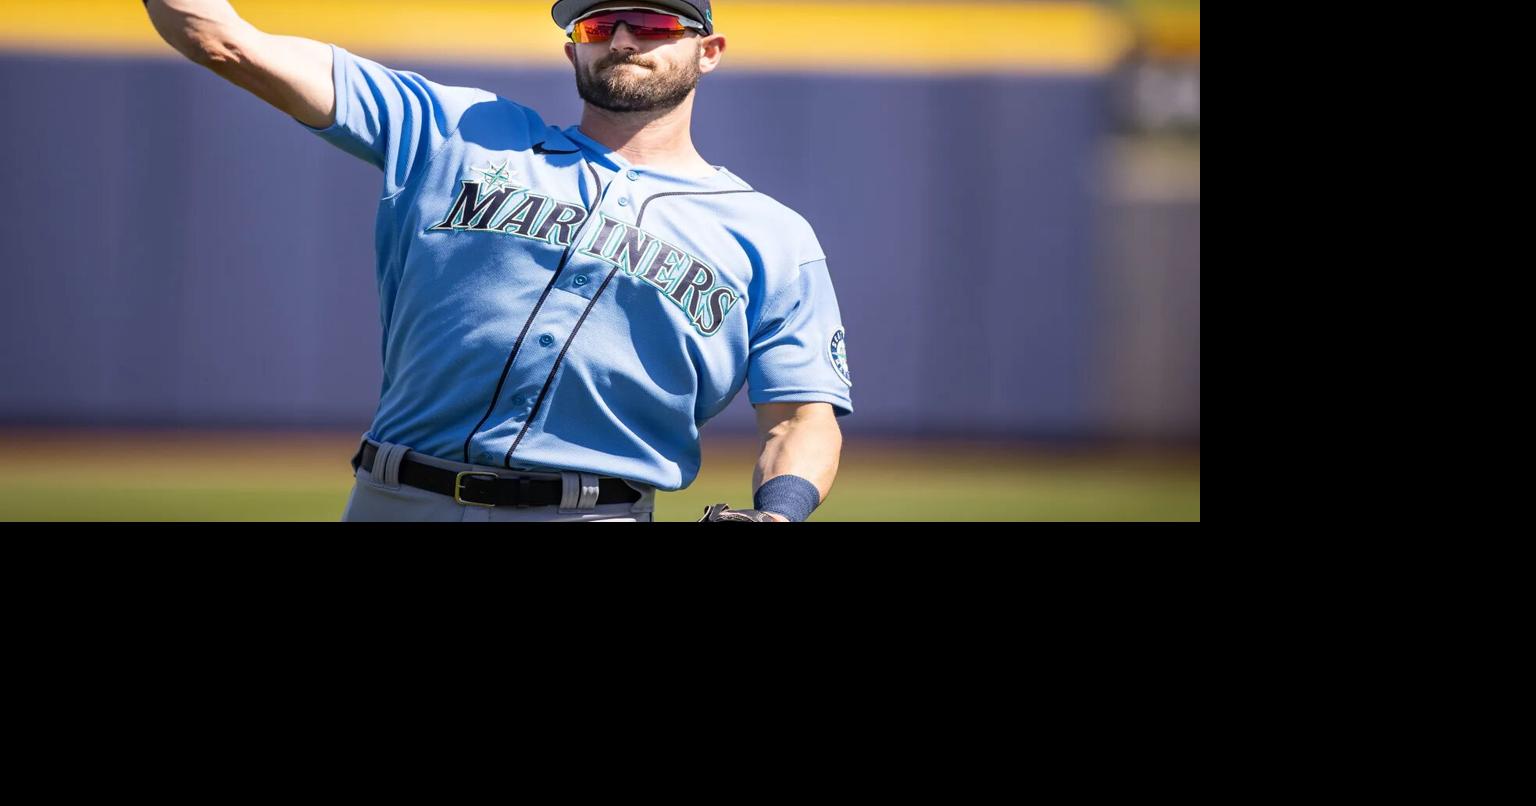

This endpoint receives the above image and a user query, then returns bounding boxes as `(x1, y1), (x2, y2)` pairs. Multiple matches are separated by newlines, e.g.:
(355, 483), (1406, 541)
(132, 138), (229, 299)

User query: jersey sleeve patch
(829, 328), (851, 387)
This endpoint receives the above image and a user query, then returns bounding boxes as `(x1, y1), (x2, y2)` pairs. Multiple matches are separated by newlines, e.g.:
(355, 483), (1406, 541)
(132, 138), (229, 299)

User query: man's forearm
(754, 409), (841, 503)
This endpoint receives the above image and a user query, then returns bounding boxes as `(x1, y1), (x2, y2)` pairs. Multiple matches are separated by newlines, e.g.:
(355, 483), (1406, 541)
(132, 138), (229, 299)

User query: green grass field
(0, 430), (1199, 521)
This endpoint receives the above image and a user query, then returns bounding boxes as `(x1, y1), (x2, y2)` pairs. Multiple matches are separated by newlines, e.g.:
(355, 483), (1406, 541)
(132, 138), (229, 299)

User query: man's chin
(599, 80), (659, 102)
(597, 100), (673, 114)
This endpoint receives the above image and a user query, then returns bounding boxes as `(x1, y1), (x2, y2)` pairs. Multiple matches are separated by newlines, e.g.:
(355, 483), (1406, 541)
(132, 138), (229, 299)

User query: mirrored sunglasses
(567, 9), (704, 44)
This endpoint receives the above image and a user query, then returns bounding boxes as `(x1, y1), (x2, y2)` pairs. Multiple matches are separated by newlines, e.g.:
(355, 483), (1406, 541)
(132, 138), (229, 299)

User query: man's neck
(577, 97), (713, 175)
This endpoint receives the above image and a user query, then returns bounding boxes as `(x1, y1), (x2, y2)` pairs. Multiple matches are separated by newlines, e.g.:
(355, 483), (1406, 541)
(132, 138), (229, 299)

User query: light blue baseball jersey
(303, 46), (852, 490)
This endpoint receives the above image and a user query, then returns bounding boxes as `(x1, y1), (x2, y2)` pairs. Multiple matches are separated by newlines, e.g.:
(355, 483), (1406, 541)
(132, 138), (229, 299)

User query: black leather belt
(352, 441), (641, 508)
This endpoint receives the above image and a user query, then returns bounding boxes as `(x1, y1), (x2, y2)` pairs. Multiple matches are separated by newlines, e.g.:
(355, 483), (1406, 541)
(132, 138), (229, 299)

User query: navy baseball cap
(552, 0), (714, 36)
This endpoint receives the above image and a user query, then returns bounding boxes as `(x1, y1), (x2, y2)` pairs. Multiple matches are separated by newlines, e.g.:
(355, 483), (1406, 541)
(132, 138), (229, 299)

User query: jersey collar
(531, 128), (583, 154)
(559, 125), (745, 187)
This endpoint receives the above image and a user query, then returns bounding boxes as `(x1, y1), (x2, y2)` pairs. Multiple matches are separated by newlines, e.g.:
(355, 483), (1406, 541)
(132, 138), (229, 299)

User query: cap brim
(552, 0), (708, 32)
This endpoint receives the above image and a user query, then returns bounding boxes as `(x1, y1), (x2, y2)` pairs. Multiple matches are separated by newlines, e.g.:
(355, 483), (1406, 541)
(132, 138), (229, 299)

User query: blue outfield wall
(0, 51), (1110, 438)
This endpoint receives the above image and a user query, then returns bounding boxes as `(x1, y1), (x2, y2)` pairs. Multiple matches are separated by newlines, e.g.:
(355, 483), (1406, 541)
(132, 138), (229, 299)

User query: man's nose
(608, 22), (640, 52)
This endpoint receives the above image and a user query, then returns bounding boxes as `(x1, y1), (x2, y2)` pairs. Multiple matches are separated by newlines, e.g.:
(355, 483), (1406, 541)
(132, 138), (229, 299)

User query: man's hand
(697, 504), (786, 522)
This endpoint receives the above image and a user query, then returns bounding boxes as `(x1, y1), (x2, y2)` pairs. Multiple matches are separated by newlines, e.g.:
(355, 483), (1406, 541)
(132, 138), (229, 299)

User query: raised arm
(143, 0), (335, 128)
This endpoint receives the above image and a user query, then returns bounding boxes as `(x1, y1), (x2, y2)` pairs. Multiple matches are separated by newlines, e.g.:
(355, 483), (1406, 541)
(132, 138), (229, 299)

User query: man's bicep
(239, 32), (337, 128)
(197, 26), (336, 129)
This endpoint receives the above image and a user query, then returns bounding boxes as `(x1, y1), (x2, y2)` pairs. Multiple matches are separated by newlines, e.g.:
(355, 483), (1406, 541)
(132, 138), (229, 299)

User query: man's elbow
(151, 14), (248, 71)
(186, 28), (249, 72)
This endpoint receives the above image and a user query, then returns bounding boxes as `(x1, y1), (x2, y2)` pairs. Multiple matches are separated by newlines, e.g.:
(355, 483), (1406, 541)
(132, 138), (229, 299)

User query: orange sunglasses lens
(570, 11), (696, 43)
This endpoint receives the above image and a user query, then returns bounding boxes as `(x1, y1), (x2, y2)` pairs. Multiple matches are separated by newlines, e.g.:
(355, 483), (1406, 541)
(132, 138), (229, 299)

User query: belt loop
(350, 437), (366, 473)
(370, 441), (408, 489)
(577, 472), (601, 511)
(559, 472), (581, 513)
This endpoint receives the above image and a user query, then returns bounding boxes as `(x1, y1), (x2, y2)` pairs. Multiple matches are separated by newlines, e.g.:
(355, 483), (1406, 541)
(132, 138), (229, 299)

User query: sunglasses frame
(566, 8), (705, 44)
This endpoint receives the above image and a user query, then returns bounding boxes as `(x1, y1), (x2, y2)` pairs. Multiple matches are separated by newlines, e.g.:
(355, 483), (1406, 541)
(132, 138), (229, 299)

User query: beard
(575, 44), (702, 113)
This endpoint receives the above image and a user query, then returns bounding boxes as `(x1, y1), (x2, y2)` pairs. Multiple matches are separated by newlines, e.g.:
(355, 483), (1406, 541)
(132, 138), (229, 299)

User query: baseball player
(143, 0), (852, 522)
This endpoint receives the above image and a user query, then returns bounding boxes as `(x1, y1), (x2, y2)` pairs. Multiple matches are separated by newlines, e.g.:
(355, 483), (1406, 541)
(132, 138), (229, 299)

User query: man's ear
(698, 34), (726, 74)
(564, 42), (575, 66)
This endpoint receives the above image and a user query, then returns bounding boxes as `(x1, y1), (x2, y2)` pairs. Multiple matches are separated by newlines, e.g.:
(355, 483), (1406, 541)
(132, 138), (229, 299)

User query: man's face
(565, 3), (716, 114)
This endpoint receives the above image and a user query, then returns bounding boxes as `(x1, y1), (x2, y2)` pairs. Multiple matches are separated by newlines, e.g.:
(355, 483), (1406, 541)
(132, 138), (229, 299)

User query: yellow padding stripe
(1124, 1), (1201, 58)
(0, 0), (1133, 74)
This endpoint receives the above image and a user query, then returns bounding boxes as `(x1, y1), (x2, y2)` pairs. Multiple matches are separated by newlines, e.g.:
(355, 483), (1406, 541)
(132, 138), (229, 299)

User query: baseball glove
(698, 503), (780, 522)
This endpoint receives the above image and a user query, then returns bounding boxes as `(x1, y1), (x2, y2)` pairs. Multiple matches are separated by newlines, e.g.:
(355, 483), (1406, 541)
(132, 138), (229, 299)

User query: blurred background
(0, 0), (1199, 521)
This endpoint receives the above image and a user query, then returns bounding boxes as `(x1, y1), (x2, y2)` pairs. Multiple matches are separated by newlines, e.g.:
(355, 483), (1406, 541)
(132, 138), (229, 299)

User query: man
(143, 0), (851, 522)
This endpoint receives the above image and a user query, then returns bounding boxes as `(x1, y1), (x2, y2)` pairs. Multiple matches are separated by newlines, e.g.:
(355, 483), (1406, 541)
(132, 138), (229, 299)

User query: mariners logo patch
(829, 329), (851, 386)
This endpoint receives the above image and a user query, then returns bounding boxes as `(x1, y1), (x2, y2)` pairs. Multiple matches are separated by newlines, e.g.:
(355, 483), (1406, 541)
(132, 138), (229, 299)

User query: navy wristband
(753, 475), (821, 523)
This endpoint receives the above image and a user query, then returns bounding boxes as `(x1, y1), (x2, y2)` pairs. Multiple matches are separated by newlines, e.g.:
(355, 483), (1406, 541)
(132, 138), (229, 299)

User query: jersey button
(511, 395), (526, 407)
(617, 198), (629, 206)
(573, 274), (589, 286)
(626, 170), (639, 180)
(539, 334), (555, 347)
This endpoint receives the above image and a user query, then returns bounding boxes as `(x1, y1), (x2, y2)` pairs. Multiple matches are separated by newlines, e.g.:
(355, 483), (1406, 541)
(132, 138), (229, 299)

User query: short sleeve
(301, 45), (495, 197)
(747, 258), (854, 417)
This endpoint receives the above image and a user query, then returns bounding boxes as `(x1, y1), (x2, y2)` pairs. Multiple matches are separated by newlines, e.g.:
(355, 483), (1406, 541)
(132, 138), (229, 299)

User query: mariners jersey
(303, 46), (852, 490)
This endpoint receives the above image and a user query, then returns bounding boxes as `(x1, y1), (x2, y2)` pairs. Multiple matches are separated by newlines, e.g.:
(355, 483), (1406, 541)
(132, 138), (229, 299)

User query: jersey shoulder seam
(381, 87), (505, 203)
(719, 170), (753, 190)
